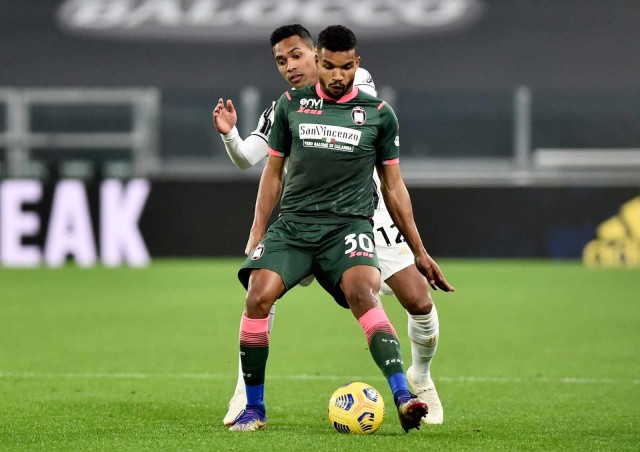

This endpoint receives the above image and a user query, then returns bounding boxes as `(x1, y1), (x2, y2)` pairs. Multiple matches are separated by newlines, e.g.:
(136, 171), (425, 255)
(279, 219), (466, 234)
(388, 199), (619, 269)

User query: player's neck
(315, 83), (359, 103)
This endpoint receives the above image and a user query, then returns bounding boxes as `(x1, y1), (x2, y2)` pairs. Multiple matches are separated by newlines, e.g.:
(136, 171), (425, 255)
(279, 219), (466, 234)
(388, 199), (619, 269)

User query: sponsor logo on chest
(297, 98), (323, 115)
(298, 124), (362, 150)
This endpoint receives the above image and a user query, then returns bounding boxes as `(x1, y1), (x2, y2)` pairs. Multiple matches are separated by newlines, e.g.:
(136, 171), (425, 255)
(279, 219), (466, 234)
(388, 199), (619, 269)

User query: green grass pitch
(1, 259), (639, 450)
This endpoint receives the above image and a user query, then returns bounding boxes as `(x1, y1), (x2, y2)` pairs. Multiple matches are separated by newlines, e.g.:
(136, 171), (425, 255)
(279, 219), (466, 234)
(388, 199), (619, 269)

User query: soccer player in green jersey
(216, 24), (452, 428)
(229, 25), (453, 433)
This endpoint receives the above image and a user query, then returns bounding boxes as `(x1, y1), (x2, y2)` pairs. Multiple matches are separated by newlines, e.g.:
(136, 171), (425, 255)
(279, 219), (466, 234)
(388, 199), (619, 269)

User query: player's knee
(341, 267), (381, 313)
(245, 289), (277, 318)
(404, 293), (433, 316)
(343, 287), (365, 306)
(394, 283), (433, 315)
(342, 281), (379, 309)
(386, 267), (434, 315)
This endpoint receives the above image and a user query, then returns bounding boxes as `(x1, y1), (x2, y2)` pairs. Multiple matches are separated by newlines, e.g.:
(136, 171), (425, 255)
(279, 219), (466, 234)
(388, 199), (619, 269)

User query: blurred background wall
(0, 0), (638, 263)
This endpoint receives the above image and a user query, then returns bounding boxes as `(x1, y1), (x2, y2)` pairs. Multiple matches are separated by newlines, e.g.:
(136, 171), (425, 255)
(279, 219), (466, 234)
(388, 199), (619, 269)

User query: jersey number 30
(344, 233), (374, 254)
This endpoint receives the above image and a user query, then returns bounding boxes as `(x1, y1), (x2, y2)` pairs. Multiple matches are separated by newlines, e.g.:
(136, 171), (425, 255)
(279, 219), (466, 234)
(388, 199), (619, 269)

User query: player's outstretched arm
(245, 155), (286, 255)
(212, 98), (272, 169)
(377, 163), (455, 292)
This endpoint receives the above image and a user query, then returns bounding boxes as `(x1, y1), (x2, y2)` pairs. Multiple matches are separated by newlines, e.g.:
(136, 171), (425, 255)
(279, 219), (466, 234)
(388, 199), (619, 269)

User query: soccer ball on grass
(328, 382), (385, 434)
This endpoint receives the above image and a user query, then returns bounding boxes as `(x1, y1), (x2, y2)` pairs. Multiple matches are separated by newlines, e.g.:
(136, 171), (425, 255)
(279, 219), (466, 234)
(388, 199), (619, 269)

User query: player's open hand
(212, 98), (237, 135)
(415, 251), (455, 292)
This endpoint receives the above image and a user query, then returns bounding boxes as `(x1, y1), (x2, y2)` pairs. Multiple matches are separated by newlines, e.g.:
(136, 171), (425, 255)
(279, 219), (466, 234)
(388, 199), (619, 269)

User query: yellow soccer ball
(328, 382), (385, 434)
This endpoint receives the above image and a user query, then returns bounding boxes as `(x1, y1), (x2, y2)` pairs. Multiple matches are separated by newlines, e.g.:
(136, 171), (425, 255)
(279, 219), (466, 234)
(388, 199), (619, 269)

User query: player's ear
(355, 56), (361, 70)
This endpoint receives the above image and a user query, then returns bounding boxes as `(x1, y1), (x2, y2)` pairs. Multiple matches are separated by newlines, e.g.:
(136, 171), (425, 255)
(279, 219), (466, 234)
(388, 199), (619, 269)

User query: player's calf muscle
(386, 266), (433, 315)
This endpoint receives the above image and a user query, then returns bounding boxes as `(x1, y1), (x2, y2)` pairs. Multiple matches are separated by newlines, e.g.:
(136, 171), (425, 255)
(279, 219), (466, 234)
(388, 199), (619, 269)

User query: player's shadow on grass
(270, 419), (434, 437)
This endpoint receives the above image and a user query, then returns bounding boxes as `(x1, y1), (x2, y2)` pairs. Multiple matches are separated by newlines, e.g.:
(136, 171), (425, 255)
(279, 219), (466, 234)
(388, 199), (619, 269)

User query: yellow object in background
(620, 197), (640, 239)
(596, 217), (627, 241)
(583, 196), (640, 268)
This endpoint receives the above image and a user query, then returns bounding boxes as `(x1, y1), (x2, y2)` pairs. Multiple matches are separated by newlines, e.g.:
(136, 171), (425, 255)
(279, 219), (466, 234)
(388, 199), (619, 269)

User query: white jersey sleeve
(354, 67), (377, 97)
(220, 101), (276, 169)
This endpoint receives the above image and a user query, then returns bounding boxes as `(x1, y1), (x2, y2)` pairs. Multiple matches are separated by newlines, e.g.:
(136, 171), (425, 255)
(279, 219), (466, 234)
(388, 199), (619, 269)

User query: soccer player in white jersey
(213, 24), (453, 426)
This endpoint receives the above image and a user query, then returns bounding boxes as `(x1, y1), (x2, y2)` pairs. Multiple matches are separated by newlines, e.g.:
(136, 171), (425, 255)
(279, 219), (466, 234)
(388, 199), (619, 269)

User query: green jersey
(267, 83), (400, 222)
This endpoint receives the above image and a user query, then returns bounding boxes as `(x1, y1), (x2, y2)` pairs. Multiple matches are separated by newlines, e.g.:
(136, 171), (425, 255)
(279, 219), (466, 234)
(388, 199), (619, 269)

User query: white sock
(234, 303), (277, 393)
(234, 353), (245, 393)
(407, 305), (439, 386)
(268, 302), (277, 333)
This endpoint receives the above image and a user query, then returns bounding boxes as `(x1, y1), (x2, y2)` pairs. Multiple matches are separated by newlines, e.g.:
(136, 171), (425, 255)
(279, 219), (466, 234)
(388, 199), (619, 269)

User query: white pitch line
(0, 371), (638, 385)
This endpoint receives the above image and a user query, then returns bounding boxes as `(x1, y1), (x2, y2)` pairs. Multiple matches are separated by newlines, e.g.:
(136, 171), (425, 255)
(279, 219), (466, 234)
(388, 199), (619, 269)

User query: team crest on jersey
(251, 244), (265, 260)
(352, 106), (367, 125)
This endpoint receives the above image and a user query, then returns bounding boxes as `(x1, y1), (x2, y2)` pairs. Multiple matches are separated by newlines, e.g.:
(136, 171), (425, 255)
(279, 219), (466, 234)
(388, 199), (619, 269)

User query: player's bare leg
(342, 266), (427, 432)
(386, 264), (443, 424)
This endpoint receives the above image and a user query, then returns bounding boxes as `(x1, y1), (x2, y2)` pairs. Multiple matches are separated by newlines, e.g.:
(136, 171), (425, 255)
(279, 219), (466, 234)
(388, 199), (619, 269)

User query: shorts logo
(352, 106), (366, 125)
(251, 244), (265, 260)
(349, 251), (375, 258)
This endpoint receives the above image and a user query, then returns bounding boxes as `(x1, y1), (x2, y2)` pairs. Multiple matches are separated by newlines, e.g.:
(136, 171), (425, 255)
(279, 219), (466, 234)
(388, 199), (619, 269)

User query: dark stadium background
(0, 0), (639, 260)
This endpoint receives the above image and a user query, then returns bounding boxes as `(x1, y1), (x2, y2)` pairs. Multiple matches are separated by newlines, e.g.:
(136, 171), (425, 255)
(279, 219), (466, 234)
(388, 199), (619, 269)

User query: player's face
(317, 48), (360, 100)
(272, 35), (318, 89)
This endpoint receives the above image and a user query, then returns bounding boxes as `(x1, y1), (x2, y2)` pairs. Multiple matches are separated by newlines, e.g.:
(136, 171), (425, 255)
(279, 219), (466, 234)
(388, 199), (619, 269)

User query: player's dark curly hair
(317, 25), (357, 52)
(270, 24), (314, 48)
